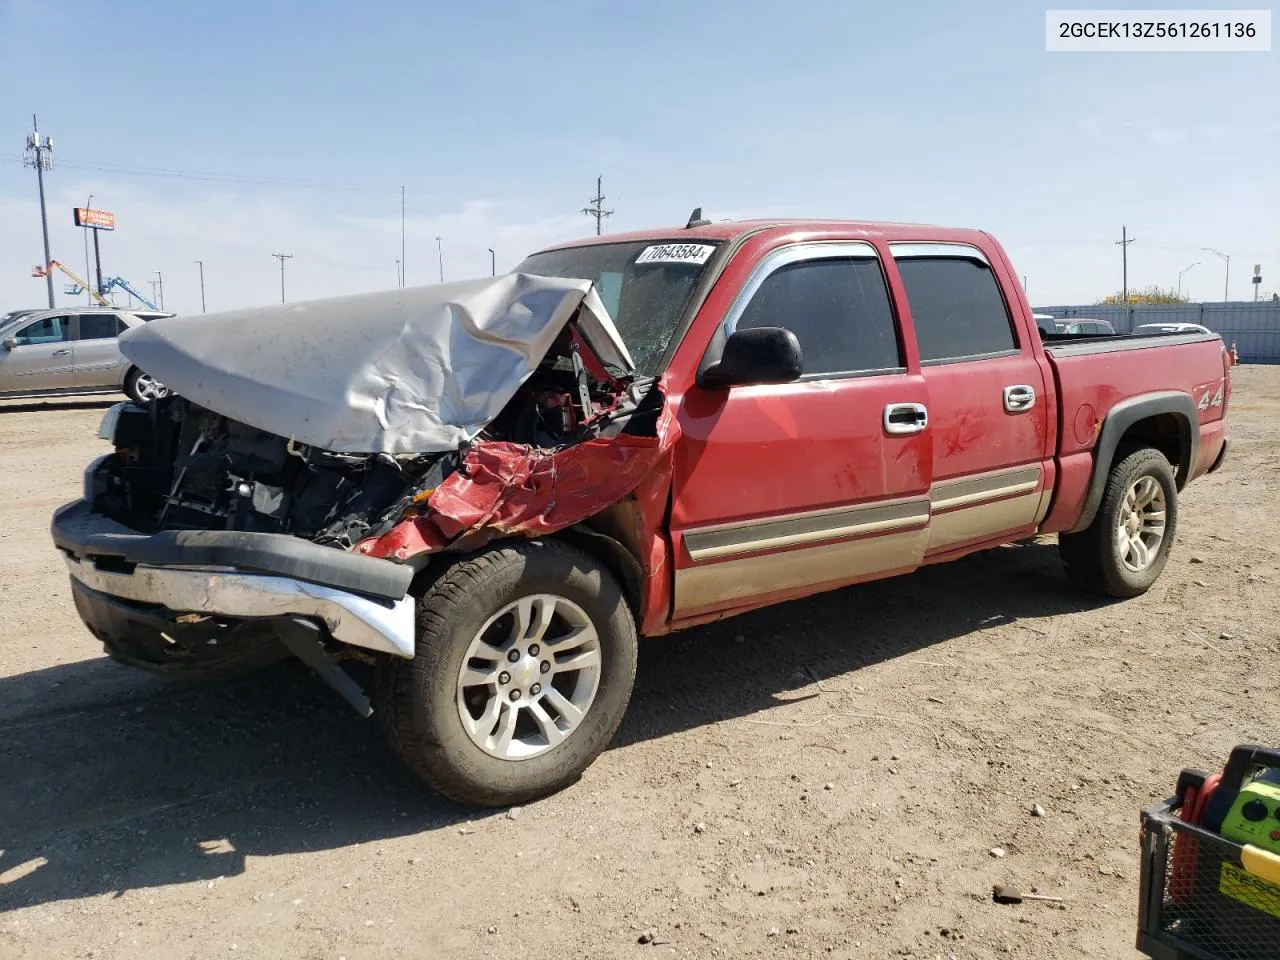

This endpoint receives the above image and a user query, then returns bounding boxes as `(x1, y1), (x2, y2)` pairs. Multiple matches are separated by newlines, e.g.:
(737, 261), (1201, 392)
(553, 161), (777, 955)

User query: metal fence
(1033, 301), (1280, 363)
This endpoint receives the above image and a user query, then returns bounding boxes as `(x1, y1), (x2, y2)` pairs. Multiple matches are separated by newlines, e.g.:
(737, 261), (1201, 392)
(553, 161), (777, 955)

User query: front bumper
(52, 499), (417, 658)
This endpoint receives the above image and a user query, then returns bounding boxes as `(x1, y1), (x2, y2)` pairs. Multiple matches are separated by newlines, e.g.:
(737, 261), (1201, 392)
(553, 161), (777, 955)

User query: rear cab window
(889, 244), (1018, 364)
(728, 242), (903, 378)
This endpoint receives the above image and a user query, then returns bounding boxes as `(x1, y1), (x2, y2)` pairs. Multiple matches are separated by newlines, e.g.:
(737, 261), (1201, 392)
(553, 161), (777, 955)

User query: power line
(1, 150), (438, 194)
(581, 175), (613, 236)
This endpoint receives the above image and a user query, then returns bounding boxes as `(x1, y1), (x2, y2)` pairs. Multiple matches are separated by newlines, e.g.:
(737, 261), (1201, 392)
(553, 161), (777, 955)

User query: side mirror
(698, 326), (803, 389)
(1, 338), (16, 351)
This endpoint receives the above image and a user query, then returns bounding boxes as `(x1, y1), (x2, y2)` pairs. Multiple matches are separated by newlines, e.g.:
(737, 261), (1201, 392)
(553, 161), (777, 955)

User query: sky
(1, 0), (1276, 314)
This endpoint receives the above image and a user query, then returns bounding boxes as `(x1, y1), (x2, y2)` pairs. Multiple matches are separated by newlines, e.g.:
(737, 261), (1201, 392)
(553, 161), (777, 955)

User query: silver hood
(119, 274), (634, 455)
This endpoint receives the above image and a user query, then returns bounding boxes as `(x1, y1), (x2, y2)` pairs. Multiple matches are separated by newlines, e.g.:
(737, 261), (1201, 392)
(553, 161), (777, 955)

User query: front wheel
(376, 539), (638, 806)
(1059, 446), (1178, 598)
(124, 367), (171, 403)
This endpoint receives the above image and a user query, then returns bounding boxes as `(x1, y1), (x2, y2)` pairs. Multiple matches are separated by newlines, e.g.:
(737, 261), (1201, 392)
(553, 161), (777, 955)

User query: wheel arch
(551, 524), (646, 620)
(1067, 390), (1197, 534)
(405, 523), (646, 621)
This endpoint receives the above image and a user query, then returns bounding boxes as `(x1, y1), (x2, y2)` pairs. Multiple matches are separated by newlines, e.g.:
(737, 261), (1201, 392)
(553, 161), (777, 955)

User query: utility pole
(92, 226), (103, 295)
(400, 185), (406, 288)
(581, 175), (613, 236)
(194, 260), (206, 313)
(149, 279), (161, 307)
(1202, 248), (1230, 302)
(155, 271), (165, 311)
(488, 248), (495, 276)
(1115, 225), (1134, 304)
(435, 237), (443, 283)
(272, 253), (293, 302)
(84, 193), (94, 303)
(24, 114), (55, 308)
(395, 259), (401, 287)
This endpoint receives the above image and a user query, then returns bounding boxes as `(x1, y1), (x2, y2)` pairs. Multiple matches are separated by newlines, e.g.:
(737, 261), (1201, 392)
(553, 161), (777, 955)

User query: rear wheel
(124, 367), (170, 403)
(1059, 446), (1178, 598)
(376, 539), (638, 806)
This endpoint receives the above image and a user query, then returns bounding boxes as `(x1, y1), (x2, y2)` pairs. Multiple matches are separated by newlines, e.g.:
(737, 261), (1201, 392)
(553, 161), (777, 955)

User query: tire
(376, 539), (638, 806)
(124, 367), (171, 404)
(1059, 446), (1178, 598)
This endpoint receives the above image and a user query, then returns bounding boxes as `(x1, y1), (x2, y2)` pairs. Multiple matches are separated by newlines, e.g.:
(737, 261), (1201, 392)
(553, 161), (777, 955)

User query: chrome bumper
(62, 553), (416, 658)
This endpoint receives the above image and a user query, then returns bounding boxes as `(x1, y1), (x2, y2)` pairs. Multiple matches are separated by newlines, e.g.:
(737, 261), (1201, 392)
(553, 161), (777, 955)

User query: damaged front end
(53, 275), (672, 710)
(88, 331), (666, 557)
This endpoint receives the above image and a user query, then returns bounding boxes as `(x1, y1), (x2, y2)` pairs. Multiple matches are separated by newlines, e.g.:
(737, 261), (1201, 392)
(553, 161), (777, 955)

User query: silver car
(1134, 322), (1212, 336)
(1061, 318), (1117, 336)
(0, 307), (170, 403)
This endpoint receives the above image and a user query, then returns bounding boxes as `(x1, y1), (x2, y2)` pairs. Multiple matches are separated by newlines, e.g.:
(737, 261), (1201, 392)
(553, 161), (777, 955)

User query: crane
(31, 261), (110, 306)
(34, 263), (162, 312)
(99, 276), (159, 311)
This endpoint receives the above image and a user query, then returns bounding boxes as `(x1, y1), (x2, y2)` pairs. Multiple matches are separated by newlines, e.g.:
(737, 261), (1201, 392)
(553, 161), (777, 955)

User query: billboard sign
(73, 207), (116, 230)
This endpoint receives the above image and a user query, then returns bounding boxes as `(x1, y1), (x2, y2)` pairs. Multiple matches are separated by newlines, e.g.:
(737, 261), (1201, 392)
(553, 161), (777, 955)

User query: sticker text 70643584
(634, 243), (716, 266)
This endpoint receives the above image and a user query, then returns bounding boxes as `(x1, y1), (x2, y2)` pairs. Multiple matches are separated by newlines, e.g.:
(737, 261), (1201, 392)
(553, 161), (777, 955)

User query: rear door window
(77, 314), (125, 340)
(735, 253), (902, 376)
(892, 251), (1017, 363)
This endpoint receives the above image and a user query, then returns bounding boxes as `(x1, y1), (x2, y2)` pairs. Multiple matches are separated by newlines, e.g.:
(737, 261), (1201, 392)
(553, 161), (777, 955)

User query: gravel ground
(1, 368), (1276, 960)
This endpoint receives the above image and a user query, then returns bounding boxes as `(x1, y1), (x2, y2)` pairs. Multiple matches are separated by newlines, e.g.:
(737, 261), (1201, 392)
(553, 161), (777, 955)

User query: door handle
(52, 348), (71, 357)
(1003, 385), (1036, 413)
(883, 402), (928, 435)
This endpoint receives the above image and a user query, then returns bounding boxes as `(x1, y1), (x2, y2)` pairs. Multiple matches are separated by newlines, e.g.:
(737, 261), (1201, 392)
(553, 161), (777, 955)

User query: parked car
(1062, 318), (1117, 336)
(1135, 322), (1212, 336)
(1032, 312), (1060, 336)
(0, 307), (170, 403)
(52, 218), (1231, 806)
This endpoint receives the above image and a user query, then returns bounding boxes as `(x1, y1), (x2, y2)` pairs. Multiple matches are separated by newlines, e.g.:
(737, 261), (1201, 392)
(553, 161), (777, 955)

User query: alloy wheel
(456, 594), (602, 761)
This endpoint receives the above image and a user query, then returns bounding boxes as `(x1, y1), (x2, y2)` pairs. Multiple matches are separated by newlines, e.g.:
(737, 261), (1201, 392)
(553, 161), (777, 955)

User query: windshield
(515, 239), (721, 375)
(0, 309), (39, 330)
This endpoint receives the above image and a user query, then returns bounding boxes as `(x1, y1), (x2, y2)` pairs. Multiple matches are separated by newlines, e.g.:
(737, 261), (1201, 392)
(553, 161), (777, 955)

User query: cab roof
(533, 218), (993, 254)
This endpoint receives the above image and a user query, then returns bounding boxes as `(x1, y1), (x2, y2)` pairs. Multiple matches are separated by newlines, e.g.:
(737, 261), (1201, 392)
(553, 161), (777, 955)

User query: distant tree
(1098, 285), (1191, 305)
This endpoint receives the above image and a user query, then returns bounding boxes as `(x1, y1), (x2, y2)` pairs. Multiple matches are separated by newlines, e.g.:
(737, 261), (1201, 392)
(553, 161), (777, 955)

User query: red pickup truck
(53, 218), (1231, 806)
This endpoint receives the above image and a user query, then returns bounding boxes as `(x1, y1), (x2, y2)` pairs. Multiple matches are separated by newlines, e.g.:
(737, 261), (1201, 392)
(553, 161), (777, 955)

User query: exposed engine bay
(90, 329), (662, 553)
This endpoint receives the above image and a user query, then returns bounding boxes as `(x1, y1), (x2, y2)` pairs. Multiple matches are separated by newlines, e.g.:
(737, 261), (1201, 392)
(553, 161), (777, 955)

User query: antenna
(686, 207), (711, 229)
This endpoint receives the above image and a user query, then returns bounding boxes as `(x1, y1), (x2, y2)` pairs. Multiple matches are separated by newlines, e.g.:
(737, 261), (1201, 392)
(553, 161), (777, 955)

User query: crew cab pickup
(52, 219), (1231, 806)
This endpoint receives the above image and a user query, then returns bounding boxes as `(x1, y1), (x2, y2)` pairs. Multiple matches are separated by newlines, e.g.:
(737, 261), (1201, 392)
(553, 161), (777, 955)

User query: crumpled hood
(120, 274), (633, 455)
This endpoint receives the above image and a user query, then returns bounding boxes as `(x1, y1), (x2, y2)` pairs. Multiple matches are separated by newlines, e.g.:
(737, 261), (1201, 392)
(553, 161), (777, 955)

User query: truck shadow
(0, 398), (119, 414)
(0, 540), (1109, 912)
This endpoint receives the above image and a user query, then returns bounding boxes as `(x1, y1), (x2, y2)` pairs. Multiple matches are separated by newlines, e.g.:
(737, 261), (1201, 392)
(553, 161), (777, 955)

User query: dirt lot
(0, 369), (1276, 960)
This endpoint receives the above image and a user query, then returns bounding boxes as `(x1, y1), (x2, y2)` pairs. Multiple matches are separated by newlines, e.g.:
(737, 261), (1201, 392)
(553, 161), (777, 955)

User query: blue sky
(1, 0), (1276, 313)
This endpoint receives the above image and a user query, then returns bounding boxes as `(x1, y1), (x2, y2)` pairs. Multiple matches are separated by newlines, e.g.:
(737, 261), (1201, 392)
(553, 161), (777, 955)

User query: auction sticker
(635, 243), (716, 266)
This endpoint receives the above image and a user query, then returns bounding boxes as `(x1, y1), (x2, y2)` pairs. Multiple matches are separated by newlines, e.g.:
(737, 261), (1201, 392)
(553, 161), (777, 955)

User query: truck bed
(1038, 330), (1231, 534)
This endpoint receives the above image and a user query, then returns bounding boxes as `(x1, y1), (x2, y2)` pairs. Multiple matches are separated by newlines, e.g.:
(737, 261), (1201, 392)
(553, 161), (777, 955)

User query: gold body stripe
(683, 498), (930, 563)
(673, 463), (1046, 617)
(926, 466), (1044, 552)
